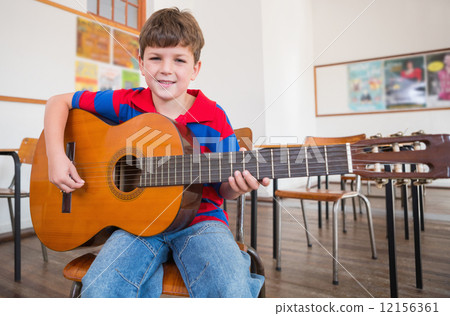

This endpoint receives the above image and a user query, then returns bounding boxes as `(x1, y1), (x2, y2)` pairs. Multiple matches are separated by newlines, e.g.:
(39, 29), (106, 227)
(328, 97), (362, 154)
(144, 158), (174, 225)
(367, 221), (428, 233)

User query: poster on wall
(122, 70), (141, 89)
(384, 56), (426, 109)
(77, 17), (110, 63)
(75, 60), (98, 91)
(348, 61), (384, 112)
(426, 51), (450, 107)
(113, 29), (139, 70)
(99, 66), (122, 91)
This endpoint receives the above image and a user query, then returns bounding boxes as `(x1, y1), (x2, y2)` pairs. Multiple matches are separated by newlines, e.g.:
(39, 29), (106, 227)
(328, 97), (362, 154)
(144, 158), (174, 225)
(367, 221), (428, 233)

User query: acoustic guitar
(30, 109), (450, 251)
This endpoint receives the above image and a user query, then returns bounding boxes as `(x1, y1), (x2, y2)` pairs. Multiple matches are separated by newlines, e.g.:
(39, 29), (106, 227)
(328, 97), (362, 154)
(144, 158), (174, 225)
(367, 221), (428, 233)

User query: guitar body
(30, 109), (202, 251)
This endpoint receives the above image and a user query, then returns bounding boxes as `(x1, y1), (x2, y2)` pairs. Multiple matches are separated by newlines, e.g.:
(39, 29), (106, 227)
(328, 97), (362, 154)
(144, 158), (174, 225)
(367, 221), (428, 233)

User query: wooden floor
(0, 185), (449, 298)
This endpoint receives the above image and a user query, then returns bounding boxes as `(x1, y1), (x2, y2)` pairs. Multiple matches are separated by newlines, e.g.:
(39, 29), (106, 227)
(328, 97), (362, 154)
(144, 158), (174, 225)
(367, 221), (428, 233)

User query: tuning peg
(370, 133), (382, 139)
(413, 179), (432, 186)
(411, 130), (425, 136)
(390, 132), (403, 137)
(395, 179), (410, 187)
(375, 178), (388, 188)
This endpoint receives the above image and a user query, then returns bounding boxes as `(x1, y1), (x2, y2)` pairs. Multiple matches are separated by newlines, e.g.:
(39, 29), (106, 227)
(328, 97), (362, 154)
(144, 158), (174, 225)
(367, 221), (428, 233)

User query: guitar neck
(138, 144), (352, 187)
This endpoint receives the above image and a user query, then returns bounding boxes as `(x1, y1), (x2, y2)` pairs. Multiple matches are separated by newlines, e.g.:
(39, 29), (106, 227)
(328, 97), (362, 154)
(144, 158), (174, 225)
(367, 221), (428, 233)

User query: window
(87, 0), (145, 30)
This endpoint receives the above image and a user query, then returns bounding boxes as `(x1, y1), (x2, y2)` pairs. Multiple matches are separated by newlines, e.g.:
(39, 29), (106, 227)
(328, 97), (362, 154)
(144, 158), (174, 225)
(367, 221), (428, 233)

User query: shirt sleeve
(72, 89), (142, 124)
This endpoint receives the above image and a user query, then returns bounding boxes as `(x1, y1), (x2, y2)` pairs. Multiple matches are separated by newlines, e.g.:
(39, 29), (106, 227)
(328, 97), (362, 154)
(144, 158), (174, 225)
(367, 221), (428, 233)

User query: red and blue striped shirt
(72, 88), (239, 226)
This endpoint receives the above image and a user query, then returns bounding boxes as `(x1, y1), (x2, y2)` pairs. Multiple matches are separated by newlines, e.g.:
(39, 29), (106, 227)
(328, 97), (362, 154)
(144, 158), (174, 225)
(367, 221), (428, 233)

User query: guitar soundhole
(113, 155), (142, 193)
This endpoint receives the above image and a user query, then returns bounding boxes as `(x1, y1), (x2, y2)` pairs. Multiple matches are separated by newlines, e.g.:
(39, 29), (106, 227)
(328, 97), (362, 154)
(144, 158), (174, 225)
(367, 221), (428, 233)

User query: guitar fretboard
(138, 144), (352, 187)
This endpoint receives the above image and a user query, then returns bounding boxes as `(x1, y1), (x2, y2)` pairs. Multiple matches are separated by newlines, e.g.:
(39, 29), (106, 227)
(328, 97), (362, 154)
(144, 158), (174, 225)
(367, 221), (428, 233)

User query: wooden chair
(62, 128), (265, 298)
(0, 138), (48, 266)
(274, 134), (377, 285)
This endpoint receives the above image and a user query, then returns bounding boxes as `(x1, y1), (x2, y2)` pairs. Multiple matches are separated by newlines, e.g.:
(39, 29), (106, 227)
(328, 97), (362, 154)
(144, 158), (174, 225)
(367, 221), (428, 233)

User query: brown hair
(139, 7), (205, 63)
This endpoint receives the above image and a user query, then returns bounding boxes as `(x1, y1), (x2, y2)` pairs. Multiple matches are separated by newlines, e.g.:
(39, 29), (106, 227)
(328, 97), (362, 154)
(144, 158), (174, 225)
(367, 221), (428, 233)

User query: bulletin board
(314, 48), (450, 117)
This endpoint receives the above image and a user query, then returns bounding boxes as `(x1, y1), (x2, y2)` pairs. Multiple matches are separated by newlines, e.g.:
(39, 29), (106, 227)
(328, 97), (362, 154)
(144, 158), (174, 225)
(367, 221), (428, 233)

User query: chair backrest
(18, 138), (38, 164)
(303, 134), (366, 146)
(234, 128), (253, 151)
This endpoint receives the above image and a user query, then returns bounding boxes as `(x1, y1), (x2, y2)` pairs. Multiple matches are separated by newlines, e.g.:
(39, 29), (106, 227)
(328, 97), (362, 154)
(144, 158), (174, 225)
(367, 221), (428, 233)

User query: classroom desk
(271, 173), (425, 298)
(0, 150), (21, 282)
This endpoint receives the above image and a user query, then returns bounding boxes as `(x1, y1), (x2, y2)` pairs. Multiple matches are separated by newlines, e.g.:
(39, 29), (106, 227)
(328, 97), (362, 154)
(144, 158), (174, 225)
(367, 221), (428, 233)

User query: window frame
(35, 0), (146, 34)
(87, 0), (146, 31)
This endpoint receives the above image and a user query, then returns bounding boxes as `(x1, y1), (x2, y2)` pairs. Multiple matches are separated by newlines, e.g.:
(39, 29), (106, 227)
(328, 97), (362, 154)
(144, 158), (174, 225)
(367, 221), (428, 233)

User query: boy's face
(139, 45), (201, 104)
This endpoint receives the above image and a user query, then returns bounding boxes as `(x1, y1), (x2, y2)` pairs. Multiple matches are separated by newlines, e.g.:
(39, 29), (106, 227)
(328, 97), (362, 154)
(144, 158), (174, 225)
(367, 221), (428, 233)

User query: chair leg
(70, 281), (82, 298)
(340, 181), (347, 233)
(332, 200), (340, 285)
(350, 181), (357, 220)
(342, 201), (347, 234)
(8, 197), (48, 262)
(358, 193), (377, 259)
(275, 196), (282, 271)
(41, 243), (48, 262)
(300, 200), (312, 247)
(7, 198), (15, 234)
(358, 192), (363, 214)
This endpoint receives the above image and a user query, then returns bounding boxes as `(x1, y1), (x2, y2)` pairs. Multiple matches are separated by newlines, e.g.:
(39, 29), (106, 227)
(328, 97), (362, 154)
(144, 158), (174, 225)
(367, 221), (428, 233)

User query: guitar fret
(271, 148), (274, 178)
(346, 143), (353, 173)
(174, 156), (177, 185)
(256, 151), (260, 179)
(242, 151), (246, 171)
(229, 152), (233, 176)
(167, 157), (170, 186)
(208, 153), (211, 183)
(190, 155), (193, 184)
(219, 152), (222, 181)
(324, 146), (329, 175)
(305, 146), (309, 177)
(150, 157), (153, 187)
(199, 154), (202, 183)
(155, 157), (158, 186)
(287, 148), (291, 178)
(161, 158), (164, 186)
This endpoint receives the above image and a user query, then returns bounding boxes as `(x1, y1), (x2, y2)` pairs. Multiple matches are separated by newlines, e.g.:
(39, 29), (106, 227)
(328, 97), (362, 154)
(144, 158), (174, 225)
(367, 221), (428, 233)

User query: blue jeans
(81, 221), (264, 298)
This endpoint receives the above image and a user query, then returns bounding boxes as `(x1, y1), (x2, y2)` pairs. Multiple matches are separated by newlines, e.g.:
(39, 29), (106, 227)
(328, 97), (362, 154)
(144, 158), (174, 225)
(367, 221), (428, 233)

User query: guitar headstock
(351, 133), (450, 180)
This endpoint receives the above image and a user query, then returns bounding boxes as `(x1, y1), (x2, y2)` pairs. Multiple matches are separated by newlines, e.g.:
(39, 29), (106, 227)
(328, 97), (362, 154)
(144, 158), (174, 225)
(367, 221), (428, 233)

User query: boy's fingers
(69, 163), (85, 186)
(227, 176), (242, 194)
(234, 170), (249, 193)
(69, 163), (84, 182)
(242, 170), (259, 190)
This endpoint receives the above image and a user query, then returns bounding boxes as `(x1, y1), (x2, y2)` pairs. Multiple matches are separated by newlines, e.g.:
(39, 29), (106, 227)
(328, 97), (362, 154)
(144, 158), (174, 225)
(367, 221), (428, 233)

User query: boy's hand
(48, 154), (85, 193)
(219, 148), (270, 200)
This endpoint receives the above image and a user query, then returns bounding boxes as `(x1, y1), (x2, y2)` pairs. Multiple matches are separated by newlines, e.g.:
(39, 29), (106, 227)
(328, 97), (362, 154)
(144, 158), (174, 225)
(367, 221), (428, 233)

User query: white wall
(152, 0), (267, 139)
(311, 0), (450, 137)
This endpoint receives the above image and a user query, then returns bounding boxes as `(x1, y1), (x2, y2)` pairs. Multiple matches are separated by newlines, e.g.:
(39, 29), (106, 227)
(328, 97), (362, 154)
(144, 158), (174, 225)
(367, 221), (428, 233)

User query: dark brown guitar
(30, 109), (450, 251)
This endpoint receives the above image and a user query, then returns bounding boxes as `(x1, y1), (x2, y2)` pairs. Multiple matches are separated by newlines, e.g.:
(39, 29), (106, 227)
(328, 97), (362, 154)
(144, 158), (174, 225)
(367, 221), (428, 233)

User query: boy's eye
(149, 57), (160, 61)
(175, 58), (186, 63)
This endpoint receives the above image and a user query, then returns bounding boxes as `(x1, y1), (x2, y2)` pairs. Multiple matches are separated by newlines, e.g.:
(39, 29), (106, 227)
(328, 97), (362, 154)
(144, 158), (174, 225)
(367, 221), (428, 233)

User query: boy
(44, 7), (269, 297)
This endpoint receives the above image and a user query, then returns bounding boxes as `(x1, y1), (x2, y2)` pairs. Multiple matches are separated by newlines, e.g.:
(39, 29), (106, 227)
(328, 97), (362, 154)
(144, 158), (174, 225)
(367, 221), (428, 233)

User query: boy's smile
(139, 45), (201, 115)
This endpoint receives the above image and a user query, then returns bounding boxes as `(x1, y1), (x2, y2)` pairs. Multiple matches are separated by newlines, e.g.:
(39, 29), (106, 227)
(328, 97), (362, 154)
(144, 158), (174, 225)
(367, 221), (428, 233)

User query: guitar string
(64, 160), (424, 188)
(65, 145), (412, 169)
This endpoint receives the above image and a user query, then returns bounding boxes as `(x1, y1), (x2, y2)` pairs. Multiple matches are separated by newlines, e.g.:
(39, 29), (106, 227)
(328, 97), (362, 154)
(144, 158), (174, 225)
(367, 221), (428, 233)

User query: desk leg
(317, 176), (322, 228)
(273, 178), (278, 259)
(251, 190), (257, 250)
(14, 159), (21, 282)
(385, 177), (398, 298)
(411, 183), (423, 289)
(419, 185), (425, 231)
(402, 184), (409, 240)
